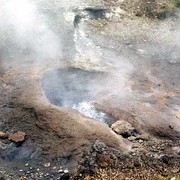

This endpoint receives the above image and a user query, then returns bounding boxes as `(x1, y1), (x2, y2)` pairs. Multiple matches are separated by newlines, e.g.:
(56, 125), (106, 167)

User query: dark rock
(134, 160), (141, 167)
(162, 155), (171, 164)
(73, 15), (82, 28)
(60, 173), (70, 180)
(84, 8), (108, 20)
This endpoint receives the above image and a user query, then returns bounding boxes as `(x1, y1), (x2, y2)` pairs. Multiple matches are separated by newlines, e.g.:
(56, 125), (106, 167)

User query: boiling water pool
(42, 68), (115, 125)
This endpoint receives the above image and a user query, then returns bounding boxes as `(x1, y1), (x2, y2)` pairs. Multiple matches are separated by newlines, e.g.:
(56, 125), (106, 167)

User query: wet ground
(0, 0), (180, 179)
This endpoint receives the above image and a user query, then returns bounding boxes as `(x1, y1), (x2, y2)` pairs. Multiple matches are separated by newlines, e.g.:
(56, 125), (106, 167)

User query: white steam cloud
(0, 0), (62, 63)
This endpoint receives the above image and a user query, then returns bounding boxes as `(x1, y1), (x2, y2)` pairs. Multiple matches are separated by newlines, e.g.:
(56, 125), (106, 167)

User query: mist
(0, 0), (62, 65)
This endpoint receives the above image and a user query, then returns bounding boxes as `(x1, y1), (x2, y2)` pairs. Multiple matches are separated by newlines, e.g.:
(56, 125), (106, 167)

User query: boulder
(111, 120), (135, 137)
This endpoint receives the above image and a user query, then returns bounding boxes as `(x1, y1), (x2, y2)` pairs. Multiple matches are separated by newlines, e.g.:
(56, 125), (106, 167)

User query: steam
(73, 28), (102, 69)
(0, 0), (62, 63)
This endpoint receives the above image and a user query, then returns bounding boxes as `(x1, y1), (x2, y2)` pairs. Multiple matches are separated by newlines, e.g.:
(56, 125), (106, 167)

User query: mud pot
(42, 67), (116, 125)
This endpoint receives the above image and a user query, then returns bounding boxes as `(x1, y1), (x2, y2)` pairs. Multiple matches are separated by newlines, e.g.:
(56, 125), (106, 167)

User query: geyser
(42, 67), (115, 125)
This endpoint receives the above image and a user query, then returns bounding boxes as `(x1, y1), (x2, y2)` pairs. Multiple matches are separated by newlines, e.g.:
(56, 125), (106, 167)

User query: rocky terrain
(0, 0), (180, 179)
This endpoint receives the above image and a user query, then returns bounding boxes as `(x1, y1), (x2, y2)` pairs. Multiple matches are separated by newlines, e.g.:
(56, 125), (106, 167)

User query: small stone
(64, 169), (69, 173)
(128, 136), (136, 141)
(8, 131), (26, 143)
(92, 152), (96, 157)
(44, 163), (51, 168)
(171, 177), (176, 180)
(25, 163), (29, 167)
(0, 131), (8, 138)
(58, 169), (63, 173)
(139, 140), (143, 143)
(162, 155), (171, 164)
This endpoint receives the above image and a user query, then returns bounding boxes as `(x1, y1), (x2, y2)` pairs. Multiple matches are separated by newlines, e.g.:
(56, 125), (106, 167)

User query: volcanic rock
(111, 120), (135, 137)
(8, 131), (26, 143)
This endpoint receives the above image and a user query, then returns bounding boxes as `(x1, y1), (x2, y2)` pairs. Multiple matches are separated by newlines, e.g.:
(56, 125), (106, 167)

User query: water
(73, 101), (114, 125)
(42, 67), (115, 125)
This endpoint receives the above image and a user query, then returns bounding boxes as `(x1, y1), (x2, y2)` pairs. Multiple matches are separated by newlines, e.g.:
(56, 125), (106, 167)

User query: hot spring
(41, 67), (115, 125)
